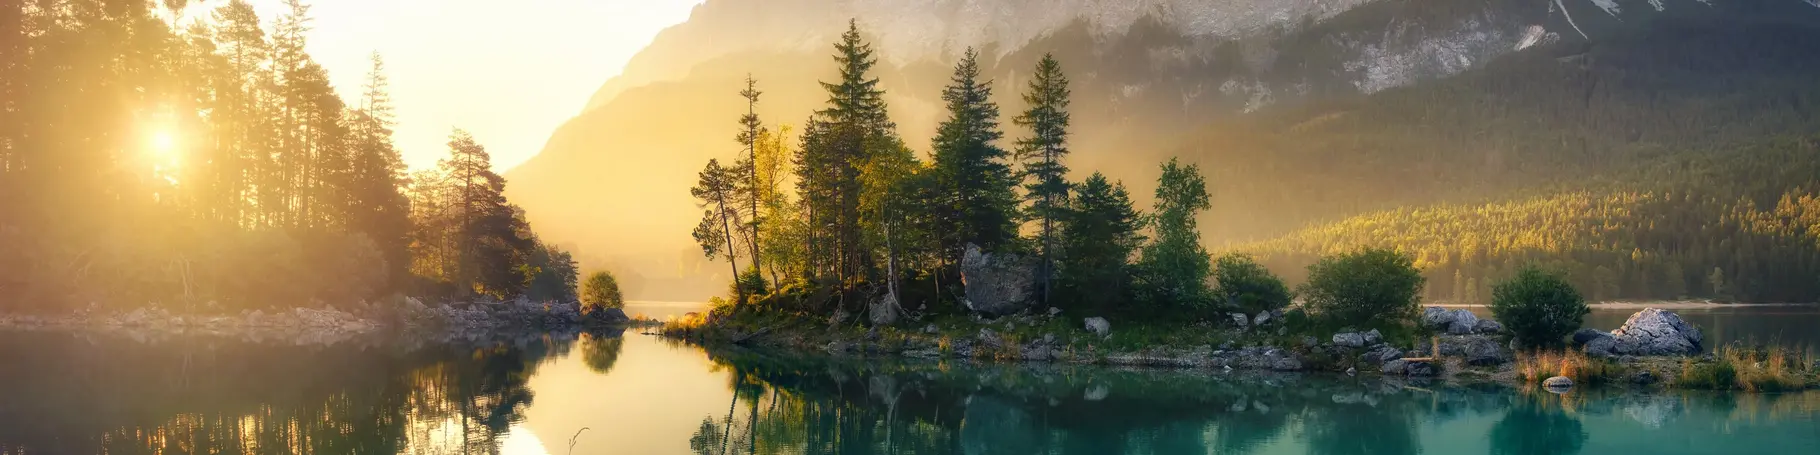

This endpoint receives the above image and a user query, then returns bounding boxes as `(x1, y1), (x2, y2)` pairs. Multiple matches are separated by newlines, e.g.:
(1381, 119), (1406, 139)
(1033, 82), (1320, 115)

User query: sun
(149, 128), (179, 164)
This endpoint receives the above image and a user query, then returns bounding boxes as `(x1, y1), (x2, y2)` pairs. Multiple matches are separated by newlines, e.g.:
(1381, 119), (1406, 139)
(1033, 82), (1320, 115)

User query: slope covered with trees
(0, 0), (576, 312)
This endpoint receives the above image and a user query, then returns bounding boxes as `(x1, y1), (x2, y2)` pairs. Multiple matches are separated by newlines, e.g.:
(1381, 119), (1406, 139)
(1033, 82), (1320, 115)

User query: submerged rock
(960, 243), (1038, 315)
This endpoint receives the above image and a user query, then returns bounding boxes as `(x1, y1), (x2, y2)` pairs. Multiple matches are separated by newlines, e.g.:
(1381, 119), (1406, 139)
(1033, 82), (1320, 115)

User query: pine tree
(1057, 173), (1144, 313)
(440, 130), (530, 298)
(796, 19), (895, 286)
(735, 76), (764, 281)
(693, 159), (746, 303)
(347, 53), (412, 287)
(930, 47), (1018, 264)
(1014, 54), (1073, 304)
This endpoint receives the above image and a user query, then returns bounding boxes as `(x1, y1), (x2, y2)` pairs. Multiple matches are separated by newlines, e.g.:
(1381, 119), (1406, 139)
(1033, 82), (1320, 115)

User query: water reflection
(1, 332), (1816, 455)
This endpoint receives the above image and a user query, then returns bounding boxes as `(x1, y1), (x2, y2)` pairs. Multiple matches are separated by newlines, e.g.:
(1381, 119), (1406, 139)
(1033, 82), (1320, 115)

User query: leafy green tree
(1014, 53), (1073, 302)
(582, 270), (625, 310)
(522, 240), (579, 303)
(1212, 253), (1292, 315)
(1135, 158), (1214, 313)
(1055, 173), (1144, 313)
(1490, 265), (1589, 348)
(1300, 248), (1426, 330)
(930, 47), (1019, 261)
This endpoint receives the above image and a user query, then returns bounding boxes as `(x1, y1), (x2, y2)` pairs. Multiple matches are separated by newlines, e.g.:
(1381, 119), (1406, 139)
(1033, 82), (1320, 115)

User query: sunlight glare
(150, 129), (178, 161)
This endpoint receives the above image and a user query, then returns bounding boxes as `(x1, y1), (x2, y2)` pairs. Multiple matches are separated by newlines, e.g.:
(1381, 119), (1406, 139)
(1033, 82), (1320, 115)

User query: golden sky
(220, 0), (706, 172)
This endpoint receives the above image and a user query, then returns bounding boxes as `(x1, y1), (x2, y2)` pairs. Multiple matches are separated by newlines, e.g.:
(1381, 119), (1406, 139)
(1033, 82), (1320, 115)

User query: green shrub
(1490, 265), (1590, 348)
(731, 267), (769, 301)
(1299, 248), (1425, 331)
(581, 270), (625, 310)
(1678, 359), (1738, 390)
(1212, 253), (1293, 314)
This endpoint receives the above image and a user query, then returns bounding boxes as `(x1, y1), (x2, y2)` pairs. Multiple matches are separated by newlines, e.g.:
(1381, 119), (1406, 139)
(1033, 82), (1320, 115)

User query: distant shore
(1430, 301), (1818, 309)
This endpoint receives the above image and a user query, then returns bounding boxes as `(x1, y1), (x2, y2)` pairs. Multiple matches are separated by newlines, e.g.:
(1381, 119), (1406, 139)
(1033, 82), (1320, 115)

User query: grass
(1516, 349), (1617, 385)
(1678, 345), (1811, 392)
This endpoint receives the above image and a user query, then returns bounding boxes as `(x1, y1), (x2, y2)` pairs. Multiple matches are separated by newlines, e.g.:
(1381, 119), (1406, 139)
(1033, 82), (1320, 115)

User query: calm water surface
(0, 305), (1816, 455)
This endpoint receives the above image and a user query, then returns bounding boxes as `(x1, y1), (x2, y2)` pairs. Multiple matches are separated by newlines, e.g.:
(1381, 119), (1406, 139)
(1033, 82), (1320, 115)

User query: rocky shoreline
(0, 297), (649, 345)
(671, 305), (1816, 391)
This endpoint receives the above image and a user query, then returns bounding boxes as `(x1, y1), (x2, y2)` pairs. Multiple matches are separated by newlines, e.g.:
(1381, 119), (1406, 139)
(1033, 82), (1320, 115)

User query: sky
(216, 0), (706, 171)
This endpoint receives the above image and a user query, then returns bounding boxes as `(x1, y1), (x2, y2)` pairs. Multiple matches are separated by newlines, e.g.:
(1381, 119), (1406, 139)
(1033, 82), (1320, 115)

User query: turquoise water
(0, 326), (1815, 455)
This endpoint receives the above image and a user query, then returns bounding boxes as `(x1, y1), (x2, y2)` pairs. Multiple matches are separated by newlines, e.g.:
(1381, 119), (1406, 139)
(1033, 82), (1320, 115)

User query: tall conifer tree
(1014, 54), (1073, 303)
(930, 47), (1018, 265)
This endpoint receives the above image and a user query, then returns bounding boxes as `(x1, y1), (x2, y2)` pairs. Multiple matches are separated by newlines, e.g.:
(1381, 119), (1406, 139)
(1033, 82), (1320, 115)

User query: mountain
(504, 0), (1820, 300)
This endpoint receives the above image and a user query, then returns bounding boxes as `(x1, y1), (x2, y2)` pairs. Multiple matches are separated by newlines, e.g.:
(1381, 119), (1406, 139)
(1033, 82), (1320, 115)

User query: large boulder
(1609, 308), (1703, 356)
(959, 244), (1038, 315)
(868, 292), (901, 326)
(1572, 328), (1611, 346)
(1464, 336), (1512, 366)
(1332, 332), (1367, 348)
(1447, 310), (1481, 335)
(1083, 317), (1111, 337)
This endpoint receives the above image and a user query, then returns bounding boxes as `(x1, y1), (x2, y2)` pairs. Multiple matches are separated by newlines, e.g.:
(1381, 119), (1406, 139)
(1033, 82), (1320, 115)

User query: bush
(581, 271), (624, 310)
(1212, 253), (1292, 314)
(1299, 248), (1425, 331)
(1490, 265), (1590, 348)
(733, 267), (769, 300)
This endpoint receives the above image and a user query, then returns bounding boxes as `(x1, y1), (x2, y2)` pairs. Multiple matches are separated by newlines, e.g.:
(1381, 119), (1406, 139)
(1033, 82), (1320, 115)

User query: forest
(0, 0), (578, 313)
(687, 12), (1820, 319)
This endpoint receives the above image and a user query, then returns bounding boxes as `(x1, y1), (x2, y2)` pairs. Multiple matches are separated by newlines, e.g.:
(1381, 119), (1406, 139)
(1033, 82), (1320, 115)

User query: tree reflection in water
(0, 330), (583, 455)
(678, 347), (1580, 455)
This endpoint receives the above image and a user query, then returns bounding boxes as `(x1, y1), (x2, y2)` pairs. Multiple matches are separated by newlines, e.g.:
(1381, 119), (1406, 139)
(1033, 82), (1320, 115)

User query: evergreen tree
(796, 19), (894, 286)
(930, 47), (1018, 264)
(1014, 53), (1072, 304)
(735, 76), (764, 280)
(693, 159), (746, 303)
(1056, 173), (1144, 313)
(346, 53), (412, 287)
(438, 130), (531, 298)
(1135, 158), (1214, 313)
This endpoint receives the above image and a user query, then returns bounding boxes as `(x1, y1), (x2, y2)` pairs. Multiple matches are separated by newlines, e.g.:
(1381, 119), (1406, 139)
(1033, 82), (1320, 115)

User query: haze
(218, 0), (704, 171)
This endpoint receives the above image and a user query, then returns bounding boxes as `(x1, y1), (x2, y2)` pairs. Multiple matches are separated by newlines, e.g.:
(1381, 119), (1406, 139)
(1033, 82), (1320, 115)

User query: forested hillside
(1217, 11), (1820, 303)
(1192, 11), (1820, 242)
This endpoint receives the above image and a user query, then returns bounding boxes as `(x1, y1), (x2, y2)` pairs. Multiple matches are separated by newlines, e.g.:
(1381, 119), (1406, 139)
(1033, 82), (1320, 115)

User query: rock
(1363, 346), (1404, 364)
(1609, 308), (1703, 356)
(1447, 310), (1480, 335)
(1332, 332), (1366, 348)
(589, 307), (630, 324)
(1474, 319), (1504, 334)
(1632, 370), (1658, 385)
(1270, 357), (1303, 371)
(1301, 336), (1320, 348)
(924, 324), (940, 335)
(1252, 311), (1272, 327)
(1083, 317), (1111, 337)
(1543, 376), (1574, 390)
(868, 291), (901, 326)
(959, 243), (1038, 315)
(1381, 359), (1410, 375)
(1464, 336), (1511, 366)
(1084, 385), (1109, 401)
(1345, 367), (1357, 376)
(1421, 307), (1452, 329)
(1405, 360), (1438, 376)
(1363, 329), (1383, 346)
(976, 328), (1003, 348)
(1572, 328), (1612, 346)
(1229, 313), (1250, 329)
(1584, 336), (1617, 358)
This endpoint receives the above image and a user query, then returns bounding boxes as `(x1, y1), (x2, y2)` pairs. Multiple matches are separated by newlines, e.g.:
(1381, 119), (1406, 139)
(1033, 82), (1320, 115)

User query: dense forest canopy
(0, 0), (579, 313)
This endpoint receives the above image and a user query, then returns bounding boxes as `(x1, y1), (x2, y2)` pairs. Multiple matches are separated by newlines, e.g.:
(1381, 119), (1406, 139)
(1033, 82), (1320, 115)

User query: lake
(1, 318), (1817, 455)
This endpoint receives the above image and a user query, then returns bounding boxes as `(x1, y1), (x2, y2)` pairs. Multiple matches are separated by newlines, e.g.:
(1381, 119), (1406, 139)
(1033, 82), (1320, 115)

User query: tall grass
(1516, 349), (1614, 385)
(1677, 345), (1809, 392)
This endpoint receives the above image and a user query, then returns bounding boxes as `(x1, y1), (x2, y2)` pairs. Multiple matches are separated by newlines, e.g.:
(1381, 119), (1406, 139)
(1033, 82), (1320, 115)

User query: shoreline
(1431, 301), (1819, 309)
(661, 306), (1819, 393)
